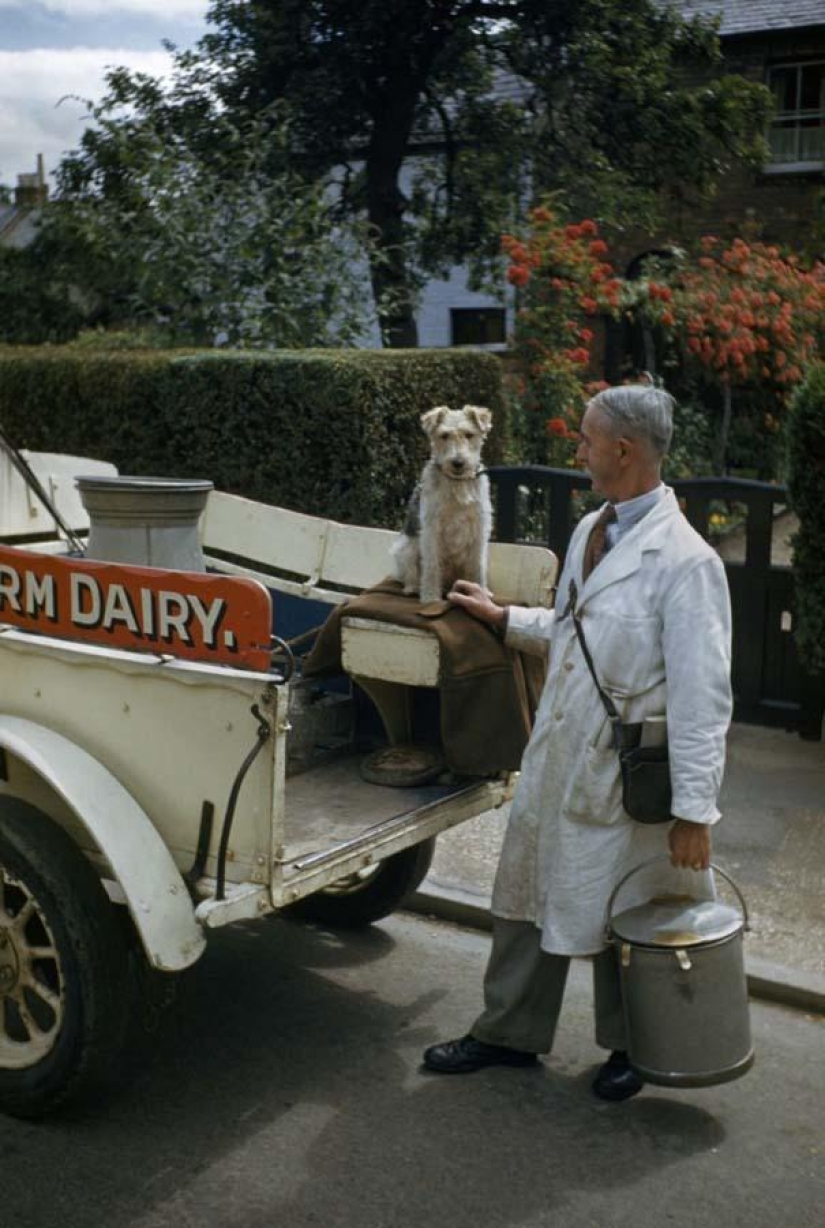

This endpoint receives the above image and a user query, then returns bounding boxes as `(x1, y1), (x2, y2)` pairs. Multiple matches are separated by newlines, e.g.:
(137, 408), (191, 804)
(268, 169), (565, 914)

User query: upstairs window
(767, 62), (825, 171)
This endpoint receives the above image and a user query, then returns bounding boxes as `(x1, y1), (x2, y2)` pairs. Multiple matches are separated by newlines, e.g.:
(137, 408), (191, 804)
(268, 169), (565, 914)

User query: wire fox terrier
(391, 405), (493, 604)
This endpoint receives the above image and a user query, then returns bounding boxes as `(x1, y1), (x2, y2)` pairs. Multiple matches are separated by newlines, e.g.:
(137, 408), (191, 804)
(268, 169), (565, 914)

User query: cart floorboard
(282, 755), (480, 861)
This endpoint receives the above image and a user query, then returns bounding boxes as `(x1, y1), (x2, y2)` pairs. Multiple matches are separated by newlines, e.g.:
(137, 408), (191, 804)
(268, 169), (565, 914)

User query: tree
(1, 98), (379, 349)
(191, 0), (770, 346)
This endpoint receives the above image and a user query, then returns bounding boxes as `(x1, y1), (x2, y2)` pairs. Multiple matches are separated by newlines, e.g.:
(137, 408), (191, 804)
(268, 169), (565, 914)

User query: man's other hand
(669, 818), (711, 871)
(448, 580), (507, 629)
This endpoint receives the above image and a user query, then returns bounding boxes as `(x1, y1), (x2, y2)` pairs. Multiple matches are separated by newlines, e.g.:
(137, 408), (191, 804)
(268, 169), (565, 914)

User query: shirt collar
(612, 482), (666, 530)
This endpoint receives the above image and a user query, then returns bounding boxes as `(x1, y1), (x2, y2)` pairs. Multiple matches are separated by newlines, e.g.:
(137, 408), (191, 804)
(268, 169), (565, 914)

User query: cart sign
(0, 545), (273, 672)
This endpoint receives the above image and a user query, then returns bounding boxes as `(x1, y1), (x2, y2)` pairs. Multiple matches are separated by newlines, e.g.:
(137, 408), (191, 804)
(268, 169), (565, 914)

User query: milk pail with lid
(607, 859), (754, 1087)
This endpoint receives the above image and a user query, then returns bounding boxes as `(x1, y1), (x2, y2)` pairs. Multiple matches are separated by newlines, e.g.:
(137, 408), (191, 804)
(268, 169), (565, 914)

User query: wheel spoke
(24, 975), (61, 1013)
(12, 897), (36, 932)
(13, 991), (42, 1038)
(27, 946), (57, 960)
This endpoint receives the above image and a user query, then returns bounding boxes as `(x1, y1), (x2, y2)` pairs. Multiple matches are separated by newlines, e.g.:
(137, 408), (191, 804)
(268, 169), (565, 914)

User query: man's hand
(448, 579), (507, 629)
(669, 818), (711, 871)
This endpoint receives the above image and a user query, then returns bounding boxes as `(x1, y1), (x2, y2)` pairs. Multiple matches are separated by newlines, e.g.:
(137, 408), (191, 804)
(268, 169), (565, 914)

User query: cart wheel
(288, 837), (436, 928)
(0, 800), (130, 1119)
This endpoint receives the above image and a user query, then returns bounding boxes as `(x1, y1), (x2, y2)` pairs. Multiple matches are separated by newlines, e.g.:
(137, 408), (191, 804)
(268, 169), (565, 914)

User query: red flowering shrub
(503, 204), (621, 464)
(630, 237), (825, 470)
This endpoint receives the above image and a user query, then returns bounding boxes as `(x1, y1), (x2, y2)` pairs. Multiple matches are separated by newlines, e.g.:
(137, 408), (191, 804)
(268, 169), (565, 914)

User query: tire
(0, 800), (130, 1119)
(288, 837), (436, 928)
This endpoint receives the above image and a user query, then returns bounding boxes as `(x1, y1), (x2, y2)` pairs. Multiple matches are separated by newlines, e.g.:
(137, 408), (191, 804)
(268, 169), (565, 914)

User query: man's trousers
(469, 917), (627, 1054)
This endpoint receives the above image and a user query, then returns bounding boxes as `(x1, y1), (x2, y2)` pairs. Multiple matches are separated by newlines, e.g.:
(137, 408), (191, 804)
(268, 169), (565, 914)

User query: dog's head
(421, 404), (492, 477)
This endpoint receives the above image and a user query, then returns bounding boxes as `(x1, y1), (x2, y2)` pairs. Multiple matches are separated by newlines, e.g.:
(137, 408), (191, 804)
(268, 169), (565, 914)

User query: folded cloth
(302, 579), (544, 776)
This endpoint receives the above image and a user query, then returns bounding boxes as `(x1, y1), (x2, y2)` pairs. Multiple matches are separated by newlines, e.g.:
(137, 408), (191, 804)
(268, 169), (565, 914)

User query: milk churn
(77, 475), (213, 571)
(606, 859), (754, 1088)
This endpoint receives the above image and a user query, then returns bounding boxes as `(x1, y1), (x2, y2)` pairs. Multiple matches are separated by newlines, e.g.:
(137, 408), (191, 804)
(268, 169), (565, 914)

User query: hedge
(786, 363), (825, 676)
(0, 346), (505, 527)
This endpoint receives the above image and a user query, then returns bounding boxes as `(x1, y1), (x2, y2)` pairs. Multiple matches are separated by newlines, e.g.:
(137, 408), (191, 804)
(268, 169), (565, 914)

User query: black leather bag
(618, 742), (672, 824)
(567, 581), (672, 825)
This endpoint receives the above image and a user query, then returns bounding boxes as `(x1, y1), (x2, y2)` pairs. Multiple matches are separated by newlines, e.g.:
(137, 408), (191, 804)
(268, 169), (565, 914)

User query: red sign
(0, 545), (273, 672)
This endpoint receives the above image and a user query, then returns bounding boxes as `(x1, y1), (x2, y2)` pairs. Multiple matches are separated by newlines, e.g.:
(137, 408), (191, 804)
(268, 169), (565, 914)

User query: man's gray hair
(589, 385), (674, 458)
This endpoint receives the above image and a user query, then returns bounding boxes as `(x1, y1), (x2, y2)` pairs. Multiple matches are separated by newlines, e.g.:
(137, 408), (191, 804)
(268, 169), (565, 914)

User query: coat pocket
(564, 744), (624, 825)
(595, 614), (663, 699)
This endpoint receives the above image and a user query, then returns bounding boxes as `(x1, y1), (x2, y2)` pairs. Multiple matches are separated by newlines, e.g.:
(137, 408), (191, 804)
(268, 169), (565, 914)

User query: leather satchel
(567, 580), (672, 825)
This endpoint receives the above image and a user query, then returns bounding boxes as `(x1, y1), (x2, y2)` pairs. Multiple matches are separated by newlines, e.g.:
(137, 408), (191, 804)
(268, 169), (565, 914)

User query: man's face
(576, 404), (622, 499)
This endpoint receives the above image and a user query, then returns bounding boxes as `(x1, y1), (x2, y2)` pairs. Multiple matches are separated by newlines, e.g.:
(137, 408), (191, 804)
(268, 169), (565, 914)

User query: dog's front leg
(419, 538), (442, 604)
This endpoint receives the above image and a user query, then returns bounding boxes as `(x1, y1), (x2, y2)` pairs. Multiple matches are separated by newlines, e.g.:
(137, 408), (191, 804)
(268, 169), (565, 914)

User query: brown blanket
(303, 579), (545, 776)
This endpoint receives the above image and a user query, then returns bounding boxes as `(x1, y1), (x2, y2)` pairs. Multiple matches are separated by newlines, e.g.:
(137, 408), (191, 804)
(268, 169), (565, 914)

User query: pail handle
(605, 856), (750, 933)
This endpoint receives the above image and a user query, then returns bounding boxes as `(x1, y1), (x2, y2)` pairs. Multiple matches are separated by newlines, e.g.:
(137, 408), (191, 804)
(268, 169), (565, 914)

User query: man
(422, 384), (733, 1100)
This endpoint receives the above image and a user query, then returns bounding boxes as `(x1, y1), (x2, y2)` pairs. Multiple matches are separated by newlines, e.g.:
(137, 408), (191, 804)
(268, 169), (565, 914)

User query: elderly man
(423, 384), (733, 1101)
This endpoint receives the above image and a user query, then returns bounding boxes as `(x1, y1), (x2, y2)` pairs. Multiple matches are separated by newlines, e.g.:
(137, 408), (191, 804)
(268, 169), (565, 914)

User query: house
(0, 155), (48, 251)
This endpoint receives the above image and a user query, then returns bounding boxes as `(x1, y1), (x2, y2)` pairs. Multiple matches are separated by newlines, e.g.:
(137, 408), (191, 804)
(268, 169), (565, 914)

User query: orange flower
(589, 239), (609, 257)
(546, 417), (569, 437)
(507, 264), (530, 287)
(580, 220), (598, 236)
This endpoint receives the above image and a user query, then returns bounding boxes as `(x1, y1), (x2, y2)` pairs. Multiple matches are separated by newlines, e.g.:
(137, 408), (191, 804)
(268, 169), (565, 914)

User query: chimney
(14, 155), (48, 207)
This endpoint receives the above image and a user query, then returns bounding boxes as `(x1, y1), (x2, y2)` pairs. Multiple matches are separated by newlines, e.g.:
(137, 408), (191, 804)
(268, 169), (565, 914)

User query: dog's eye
(463, 431), (476, 441)
(439, 431), (451, 440)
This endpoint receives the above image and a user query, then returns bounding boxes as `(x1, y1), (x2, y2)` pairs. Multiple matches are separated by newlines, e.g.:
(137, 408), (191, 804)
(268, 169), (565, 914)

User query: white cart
(0, 451), (556, 1117)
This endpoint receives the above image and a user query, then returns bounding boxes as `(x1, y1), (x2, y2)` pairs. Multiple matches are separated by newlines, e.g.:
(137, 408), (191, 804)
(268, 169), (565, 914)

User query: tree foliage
(1, 0), (772, 349)
(1, 86), (379, 349)
(192, 0), (771, 344)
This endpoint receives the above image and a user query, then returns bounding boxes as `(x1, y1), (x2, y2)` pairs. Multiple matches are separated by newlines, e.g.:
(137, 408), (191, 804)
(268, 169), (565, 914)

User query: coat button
(554, 711), (564, 720)
(564, 661), (574, 672)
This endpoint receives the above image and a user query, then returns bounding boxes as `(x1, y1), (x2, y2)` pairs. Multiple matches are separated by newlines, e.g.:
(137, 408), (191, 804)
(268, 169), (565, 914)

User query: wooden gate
(488, 467), (825, 739)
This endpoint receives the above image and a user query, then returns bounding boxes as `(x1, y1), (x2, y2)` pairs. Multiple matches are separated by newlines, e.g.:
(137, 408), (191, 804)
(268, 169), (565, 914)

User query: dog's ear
(421, 406), (450, 436)
(463, 405), (493, 436)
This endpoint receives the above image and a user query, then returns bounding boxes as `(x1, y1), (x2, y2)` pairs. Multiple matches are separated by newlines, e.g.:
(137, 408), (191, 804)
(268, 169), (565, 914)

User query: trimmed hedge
(786, 363), (825, 676)
(0, 346), (505, 527)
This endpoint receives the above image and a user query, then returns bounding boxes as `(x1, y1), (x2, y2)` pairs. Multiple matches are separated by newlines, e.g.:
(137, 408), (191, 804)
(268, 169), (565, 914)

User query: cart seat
(201, 490), (557, 741)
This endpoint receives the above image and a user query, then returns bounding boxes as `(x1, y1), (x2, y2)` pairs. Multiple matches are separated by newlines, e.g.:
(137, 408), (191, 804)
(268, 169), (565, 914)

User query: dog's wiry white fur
(391, 404), (493, 603)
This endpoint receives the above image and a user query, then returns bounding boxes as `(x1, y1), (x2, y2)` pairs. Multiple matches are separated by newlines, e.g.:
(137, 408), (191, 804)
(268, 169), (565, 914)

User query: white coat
(493, 487), (733, 955)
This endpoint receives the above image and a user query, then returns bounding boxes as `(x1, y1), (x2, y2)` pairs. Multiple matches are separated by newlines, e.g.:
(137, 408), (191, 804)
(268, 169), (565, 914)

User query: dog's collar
(436, 464), (487, 482)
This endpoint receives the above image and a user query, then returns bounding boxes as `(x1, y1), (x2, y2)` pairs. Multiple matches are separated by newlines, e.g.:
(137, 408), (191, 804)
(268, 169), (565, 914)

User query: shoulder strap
(567, 580), (625, 751)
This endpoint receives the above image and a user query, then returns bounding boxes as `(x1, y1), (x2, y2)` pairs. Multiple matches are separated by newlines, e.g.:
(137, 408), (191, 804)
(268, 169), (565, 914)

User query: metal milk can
(77, 475), (213, 571)
(607, 859), (754, 1088)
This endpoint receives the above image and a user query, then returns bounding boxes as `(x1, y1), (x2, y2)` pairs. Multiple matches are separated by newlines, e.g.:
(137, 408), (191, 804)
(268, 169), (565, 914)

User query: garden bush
(0, 346), (505, 528)
(786, 363), (825, 675)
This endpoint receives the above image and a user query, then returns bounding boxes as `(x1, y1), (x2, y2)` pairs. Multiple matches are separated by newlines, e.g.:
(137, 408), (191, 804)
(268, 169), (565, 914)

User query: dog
(390, 404), (493, 604)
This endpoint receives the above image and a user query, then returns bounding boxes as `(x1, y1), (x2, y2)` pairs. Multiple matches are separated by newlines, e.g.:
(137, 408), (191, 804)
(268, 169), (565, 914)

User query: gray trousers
(470, 918), (627, 1055)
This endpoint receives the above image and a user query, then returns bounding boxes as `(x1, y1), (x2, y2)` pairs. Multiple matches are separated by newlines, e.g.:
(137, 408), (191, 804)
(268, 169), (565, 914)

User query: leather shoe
(592, 1050), (644, 1101)
(423, 1033), (539, 1074)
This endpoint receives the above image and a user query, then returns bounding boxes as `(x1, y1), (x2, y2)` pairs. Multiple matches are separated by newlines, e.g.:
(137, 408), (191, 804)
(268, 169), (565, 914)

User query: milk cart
(0, 448), (556, 1117)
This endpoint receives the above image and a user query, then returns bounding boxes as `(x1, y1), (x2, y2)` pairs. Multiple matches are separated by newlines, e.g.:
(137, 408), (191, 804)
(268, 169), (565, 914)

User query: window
(450, 308), (506, 347)
(767, 62), (825, 171)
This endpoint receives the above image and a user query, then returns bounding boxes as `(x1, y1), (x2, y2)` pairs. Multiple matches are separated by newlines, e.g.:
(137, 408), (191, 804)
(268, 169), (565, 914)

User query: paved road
(3, 913), (823, 1228)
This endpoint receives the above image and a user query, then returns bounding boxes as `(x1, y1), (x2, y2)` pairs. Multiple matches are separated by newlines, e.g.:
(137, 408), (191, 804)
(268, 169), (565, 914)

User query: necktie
(582, 503), (617, 580)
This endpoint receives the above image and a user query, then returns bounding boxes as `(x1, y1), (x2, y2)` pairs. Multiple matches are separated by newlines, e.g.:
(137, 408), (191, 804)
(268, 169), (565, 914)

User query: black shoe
(423, 1033), (539, 1074)
(592, 1050), (644, 1102)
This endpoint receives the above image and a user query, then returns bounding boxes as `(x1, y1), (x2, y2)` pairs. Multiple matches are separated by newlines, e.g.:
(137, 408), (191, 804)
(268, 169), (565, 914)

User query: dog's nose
(451, 458), (465, 473)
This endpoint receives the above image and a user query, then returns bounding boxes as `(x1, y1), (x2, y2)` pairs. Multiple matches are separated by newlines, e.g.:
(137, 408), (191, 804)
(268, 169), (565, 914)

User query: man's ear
(463, 405), (492, 435)
(421, 406), (450, 436)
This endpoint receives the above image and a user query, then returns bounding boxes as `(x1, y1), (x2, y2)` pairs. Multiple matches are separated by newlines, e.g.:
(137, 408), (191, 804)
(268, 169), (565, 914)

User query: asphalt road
(2, 912), (823, 1228)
